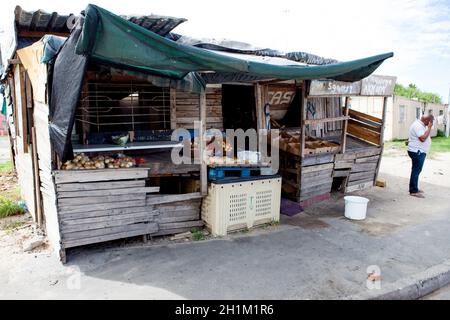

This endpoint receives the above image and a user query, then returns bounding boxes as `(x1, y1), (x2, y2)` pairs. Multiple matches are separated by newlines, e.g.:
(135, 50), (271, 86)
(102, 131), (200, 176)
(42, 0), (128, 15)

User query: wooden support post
(18, 66), (29, 153)
(340, 97), (350, 153)
(170, 87), (177, 130)
(31, 127), (43, 226)
(300, 81), (307, 158)
(263, 85), (269, 129)
(199, 90), (207, 195)
(374, 96), (388, 185)
(80, 80), (89, 144)
(255, 83), (264, 132)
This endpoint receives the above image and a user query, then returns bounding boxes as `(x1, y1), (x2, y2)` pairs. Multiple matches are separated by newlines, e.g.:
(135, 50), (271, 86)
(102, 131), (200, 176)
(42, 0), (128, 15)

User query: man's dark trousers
(408, 150), (426, 193)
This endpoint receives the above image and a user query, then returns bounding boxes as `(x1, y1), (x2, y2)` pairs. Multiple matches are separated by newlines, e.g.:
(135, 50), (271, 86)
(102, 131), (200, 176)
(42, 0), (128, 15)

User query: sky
(1, 0), (449, 103)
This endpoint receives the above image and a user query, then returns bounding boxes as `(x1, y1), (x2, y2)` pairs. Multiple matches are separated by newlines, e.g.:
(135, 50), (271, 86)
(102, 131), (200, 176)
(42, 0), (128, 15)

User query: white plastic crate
(201, 177), (281, 236)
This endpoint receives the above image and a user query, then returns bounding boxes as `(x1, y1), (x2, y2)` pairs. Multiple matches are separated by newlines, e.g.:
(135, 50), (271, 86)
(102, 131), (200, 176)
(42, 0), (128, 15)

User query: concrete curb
(347, 259), (450, 300)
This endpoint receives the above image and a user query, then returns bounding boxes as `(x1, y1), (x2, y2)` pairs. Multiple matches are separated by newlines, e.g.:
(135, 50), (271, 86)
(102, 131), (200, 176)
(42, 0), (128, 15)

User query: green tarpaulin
(76, 4), (393, 86)
(50, 4), (394, 161)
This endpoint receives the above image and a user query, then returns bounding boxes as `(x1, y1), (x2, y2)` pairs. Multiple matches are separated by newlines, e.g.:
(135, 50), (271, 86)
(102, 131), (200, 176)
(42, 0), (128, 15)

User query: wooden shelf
(304, 116), (350, 125)
(73, 141), (183, 153)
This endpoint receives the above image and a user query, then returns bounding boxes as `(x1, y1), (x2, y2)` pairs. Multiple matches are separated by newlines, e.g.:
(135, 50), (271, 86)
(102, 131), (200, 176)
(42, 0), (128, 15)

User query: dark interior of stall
(222, 84), (256, 131)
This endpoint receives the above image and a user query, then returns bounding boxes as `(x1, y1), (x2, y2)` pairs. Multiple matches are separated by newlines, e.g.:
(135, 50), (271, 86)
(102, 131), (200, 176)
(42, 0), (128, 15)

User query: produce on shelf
(61, 153), (137, 170)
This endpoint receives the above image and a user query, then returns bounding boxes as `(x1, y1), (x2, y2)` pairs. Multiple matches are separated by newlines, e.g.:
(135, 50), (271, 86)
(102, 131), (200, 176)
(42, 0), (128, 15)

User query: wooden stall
(1, 5), (394, 262)
(277, 76), (396, 206)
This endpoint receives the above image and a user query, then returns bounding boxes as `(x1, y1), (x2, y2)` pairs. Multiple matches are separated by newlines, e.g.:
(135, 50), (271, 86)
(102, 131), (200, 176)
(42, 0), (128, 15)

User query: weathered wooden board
(348, 119), (382, 133)
(348, 108), (383, 124)
(54, 168), (149, 184)
(347, 123), (380, 146)
(355, 155), (380, 163)
(56, 179), (145, 192)
(175, 86), (223, 130)
(60, 210), (158, 226)
(146, 192), (202, 205)
(299, 187), (331, 201)
(156, 202), (201, 212)
(157, 211), (200, 224)
(351, 162), (378, 173)
(301, 163), (334, 173)
(58, 199), (147, 214)
(62, 224), (159, 248)
(302, 153), (334, 166)
(300, 171), (333, 186)
(356, 149), (381, 158)
(348, 171), (376, 182)
(301, 168), (333, 179)
(267, 83), (296, 120)
(334, 161), (354, 169)
(61, 213), (157, 233)
(62, 222), (159, 241)
(360, 75), (396, 96)
(309, 80), (361, 96)
(59, 206), (152, 220)
(58, 187), (159, 198)
(300, 179), (333, 192)
(58, 193), (145, 207)
(333, 169), (351, 177)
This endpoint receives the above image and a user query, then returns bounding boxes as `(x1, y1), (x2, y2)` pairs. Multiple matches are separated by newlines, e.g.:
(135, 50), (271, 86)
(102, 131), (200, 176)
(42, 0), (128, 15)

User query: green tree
(394, 83), (442, 104)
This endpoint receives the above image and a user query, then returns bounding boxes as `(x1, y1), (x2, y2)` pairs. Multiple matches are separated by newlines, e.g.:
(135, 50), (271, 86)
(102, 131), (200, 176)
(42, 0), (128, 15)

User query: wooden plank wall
(34, 101), (61, 249)
(333, 147), (382, 193)
(174, 85), (223, 130)
(347, 109), (382, 146)
(305, 97), (343, 138)
(11, 65), (36, 218)
(53, 169), (203, 249)
(280, 152), (334, 203)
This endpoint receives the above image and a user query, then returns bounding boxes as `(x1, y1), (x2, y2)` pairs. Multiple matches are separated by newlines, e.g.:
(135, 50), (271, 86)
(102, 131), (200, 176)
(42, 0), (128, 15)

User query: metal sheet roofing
(14, 6), (186, 36)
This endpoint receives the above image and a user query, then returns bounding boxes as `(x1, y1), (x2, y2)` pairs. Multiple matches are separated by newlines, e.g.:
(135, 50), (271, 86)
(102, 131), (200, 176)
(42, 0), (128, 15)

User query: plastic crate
(201, 177), (281, 236)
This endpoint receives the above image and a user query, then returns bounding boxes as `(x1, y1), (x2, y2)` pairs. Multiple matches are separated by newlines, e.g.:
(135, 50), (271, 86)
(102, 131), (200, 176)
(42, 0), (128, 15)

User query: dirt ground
(382, 144), (450, 188)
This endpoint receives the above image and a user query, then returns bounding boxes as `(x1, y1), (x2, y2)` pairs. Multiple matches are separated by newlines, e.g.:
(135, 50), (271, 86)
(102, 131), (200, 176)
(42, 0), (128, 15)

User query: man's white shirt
(408, 119), (431, 154)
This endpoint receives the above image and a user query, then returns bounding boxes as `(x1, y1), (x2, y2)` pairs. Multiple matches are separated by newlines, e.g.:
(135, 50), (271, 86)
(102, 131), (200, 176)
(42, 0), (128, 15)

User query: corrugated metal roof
(124, 15), (187, 36)
(15, 6), (74, 34)
(14, 6), (186, 37)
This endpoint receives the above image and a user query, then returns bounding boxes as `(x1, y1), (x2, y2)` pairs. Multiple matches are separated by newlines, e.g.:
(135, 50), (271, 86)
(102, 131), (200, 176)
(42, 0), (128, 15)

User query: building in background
(349, 95), (448, 141)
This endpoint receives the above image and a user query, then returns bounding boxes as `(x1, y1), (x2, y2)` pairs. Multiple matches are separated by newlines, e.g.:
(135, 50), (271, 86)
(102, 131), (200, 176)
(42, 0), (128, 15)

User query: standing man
(407, 114), (434, 198)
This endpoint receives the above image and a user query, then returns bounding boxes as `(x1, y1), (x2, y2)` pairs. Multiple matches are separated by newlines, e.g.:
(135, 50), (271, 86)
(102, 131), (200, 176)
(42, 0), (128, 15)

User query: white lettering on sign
(326, 82), (358, 94)
(361, 76), (396, 96)
(309, 80), (361, 96)
(268, 91), (295, 105)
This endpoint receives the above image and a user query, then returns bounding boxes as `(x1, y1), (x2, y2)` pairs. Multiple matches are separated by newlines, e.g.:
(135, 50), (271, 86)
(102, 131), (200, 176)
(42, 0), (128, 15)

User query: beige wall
(349, 95), (447, 141)
(392, 96), (446, 139)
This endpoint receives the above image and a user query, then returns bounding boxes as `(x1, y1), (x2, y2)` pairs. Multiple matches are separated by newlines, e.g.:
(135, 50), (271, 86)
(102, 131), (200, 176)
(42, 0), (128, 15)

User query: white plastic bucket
(344, 196), (369, 220)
